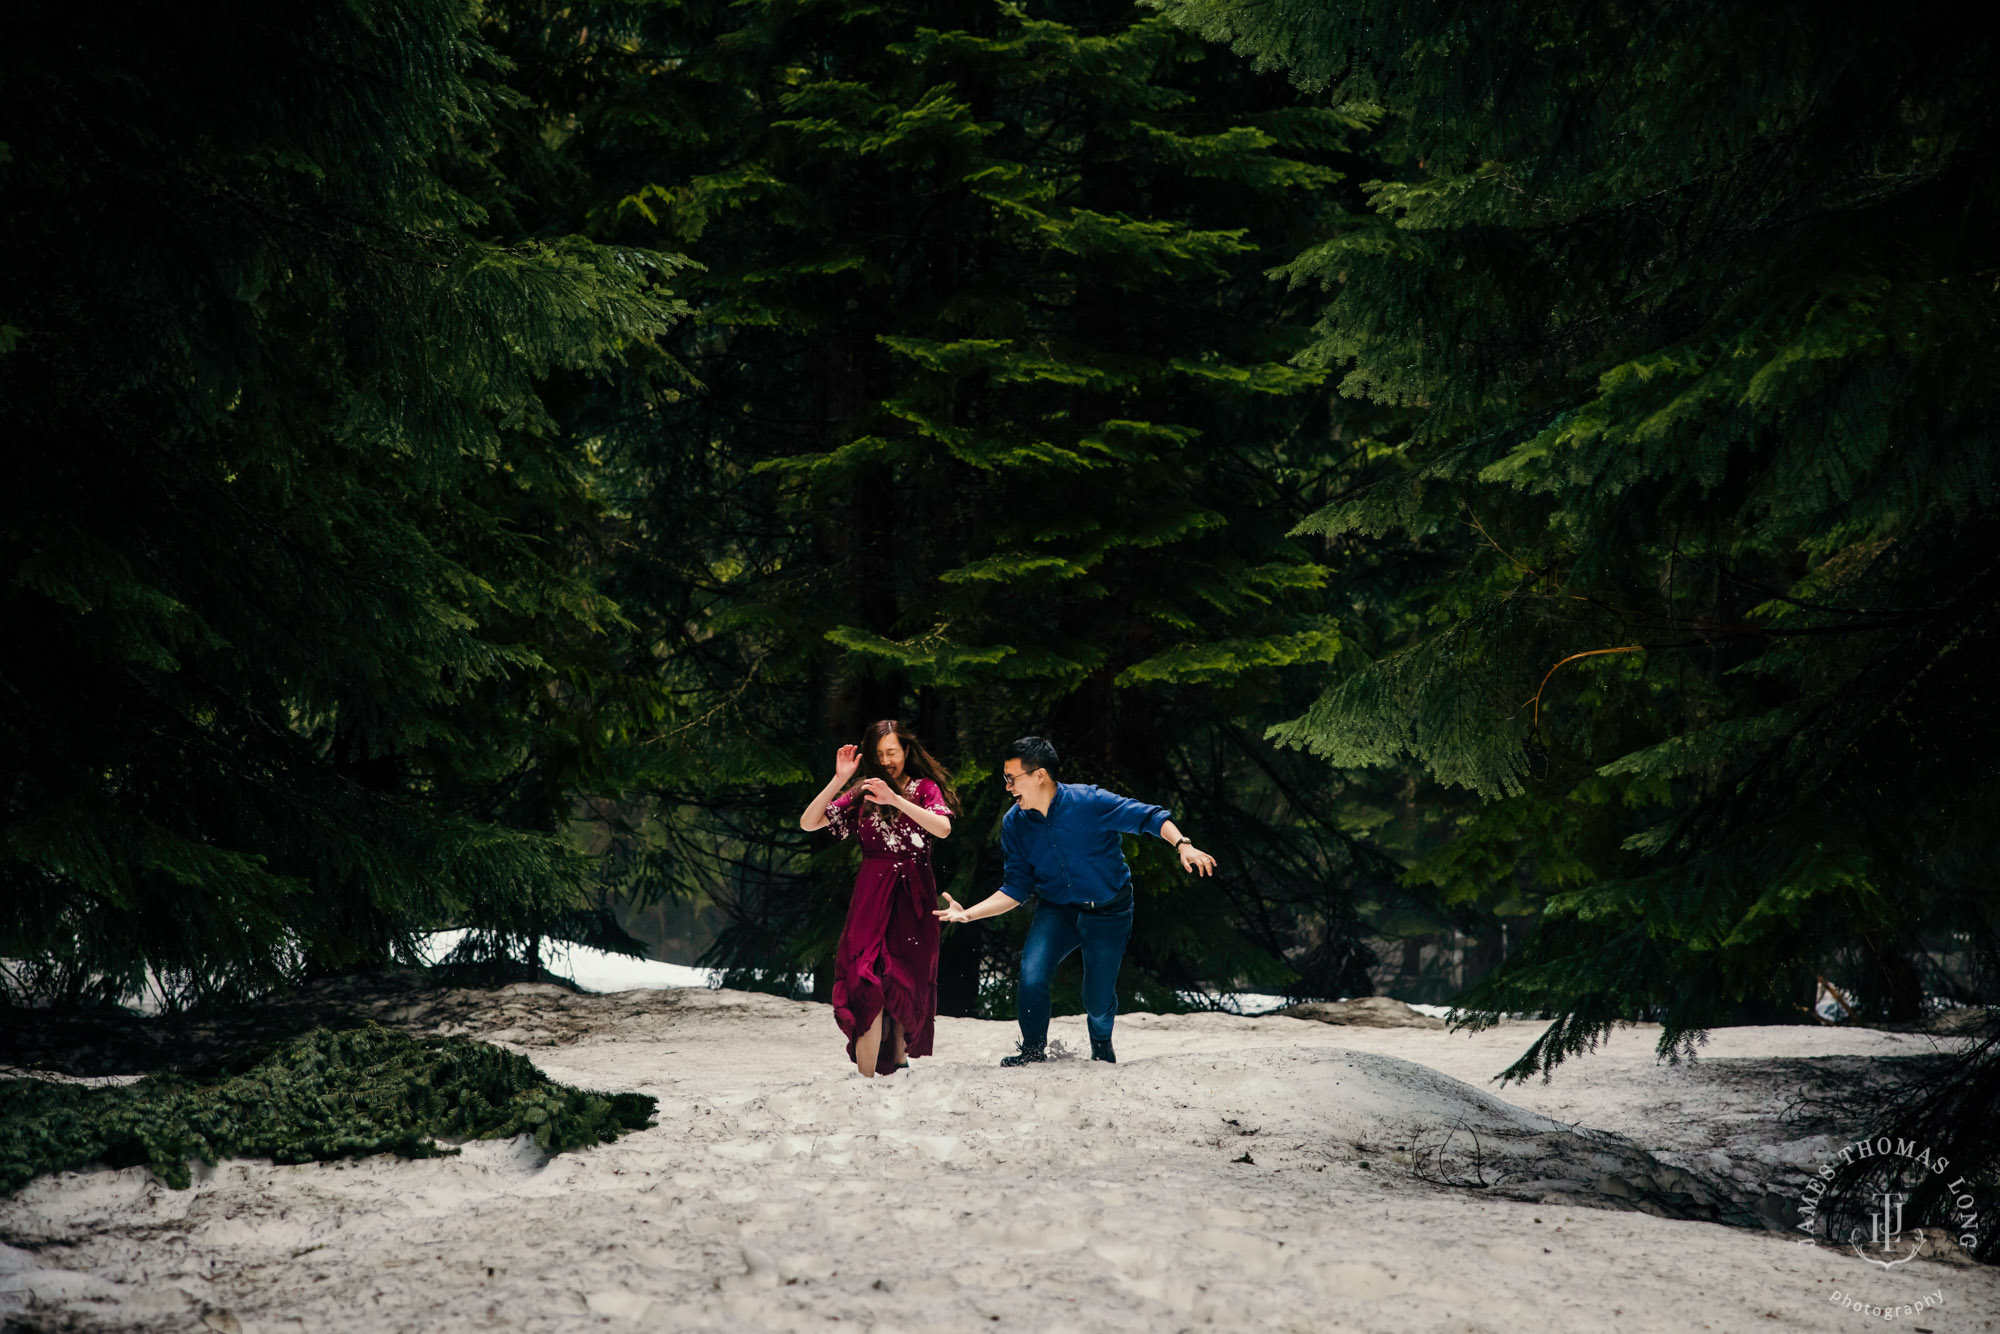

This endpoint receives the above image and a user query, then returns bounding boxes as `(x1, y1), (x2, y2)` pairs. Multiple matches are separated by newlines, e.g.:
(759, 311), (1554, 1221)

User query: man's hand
(834, 744), (861, 781)
(1178, 844), (1217, 876)
(933, 892), (971, 923)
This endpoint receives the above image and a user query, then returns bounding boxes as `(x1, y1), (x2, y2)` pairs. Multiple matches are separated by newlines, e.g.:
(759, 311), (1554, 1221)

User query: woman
(799, 720), (960, 1077)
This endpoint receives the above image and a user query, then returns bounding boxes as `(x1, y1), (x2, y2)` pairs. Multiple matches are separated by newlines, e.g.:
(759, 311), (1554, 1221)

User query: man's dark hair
(1001, 736), (1059, 776)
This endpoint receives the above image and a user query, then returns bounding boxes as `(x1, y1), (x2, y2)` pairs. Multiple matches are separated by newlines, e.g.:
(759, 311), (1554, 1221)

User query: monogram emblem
(1848, 1191), (1922, 1268)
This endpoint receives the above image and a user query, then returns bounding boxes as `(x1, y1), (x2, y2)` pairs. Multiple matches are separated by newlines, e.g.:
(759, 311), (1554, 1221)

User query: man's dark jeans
(1017, 892), (1133, 1048)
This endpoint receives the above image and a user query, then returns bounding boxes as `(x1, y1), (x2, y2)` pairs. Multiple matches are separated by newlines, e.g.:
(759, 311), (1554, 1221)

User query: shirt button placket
(1057, 825), (1073, 892)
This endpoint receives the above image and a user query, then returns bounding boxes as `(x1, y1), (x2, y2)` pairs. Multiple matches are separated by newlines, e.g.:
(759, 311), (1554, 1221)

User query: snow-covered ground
(3, 985), (1990, 1333)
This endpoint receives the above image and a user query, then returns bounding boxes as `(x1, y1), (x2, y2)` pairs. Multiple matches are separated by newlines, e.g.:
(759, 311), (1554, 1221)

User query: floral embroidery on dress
(870, 801), (909, 853)
(866, 782), (921, 853)
(824, 778), (950, 856)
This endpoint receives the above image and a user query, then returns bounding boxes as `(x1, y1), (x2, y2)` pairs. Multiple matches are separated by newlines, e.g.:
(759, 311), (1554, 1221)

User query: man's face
(1002, 759), (1042, 805)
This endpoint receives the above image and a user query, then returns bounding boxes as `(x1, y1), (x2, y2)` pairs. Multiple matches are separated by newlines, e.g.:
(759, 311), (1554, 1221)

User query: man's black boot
(1090, 1038), (1116, 1063)
(1000, 1044), (1046, 1067)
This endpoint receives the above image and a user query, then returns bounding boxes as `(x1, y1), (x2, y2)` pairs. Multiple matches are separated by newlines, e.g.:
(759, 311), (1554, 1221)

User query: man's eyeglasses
(1002, 767), (1043, 790)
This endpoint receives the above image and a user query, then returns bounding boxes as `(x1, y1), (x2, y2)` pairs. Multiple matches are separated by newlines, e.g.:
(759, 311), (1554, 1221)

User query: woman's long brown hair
(855, 719), (963, 816)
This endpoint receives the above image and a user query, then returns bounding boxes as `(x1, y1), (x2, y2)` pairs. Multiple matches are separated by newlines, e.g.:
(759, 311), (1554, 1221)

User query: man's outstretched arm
(938, 817), (1034, 921)
(1081, 786), (1218, 877)
(934, 890), (1021, 923)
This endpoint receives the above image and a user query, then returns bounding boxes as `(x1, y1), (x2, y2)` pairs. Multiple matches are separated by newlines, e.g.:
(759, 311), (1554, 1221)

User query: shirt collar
(1025, 781), (1066, 823)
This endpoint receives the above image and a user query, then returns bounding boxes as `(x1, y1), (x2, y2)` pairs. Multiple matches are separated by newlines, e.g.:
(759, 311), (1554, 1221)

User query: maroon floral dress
(823, 778), (953, 1072)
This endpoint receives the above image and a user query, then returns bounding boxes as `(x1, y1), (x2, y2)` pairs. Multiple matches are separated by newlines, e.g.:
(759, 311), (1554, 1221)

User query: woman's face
(874, 733), (906, 780)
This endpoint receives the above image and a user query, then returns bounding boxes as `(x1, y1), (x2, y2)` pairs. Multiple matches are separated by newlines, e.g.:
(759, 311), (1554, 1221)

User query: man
(934, 736), (1216, 1065)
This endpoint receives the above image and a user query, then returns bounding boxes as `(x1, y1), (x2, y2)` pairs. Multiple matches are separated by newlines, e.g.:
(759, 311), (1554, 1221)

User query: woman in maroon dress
(799, 720), (960, 1077)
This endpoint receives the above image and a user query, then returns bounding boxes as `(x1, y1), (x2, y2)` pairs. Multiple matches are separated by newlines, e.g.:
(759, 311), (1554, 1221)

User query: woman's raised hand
(834, 744), (861, 781)
(859, 776), (899, 806)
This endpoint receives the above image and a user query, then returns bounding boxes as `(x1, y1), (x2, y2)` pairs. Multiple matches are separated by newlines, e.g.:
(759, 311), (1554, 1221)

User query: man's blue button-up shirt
(995, 782), (1172, 906)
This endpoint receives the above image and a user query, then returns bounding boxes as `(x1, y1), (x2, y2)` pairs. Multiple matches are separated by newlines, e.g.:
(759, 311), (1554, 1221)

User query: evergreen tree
(482, 0), (1401, 1012)
(1159, 0), (2000, 1250)
(0, 0), (687, 1008)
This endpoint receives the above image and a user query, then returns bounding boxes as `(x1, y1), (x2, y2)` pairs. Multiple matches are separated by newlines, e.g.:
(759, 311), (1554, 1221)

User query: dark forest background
(6, 0), (1998, 1224)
